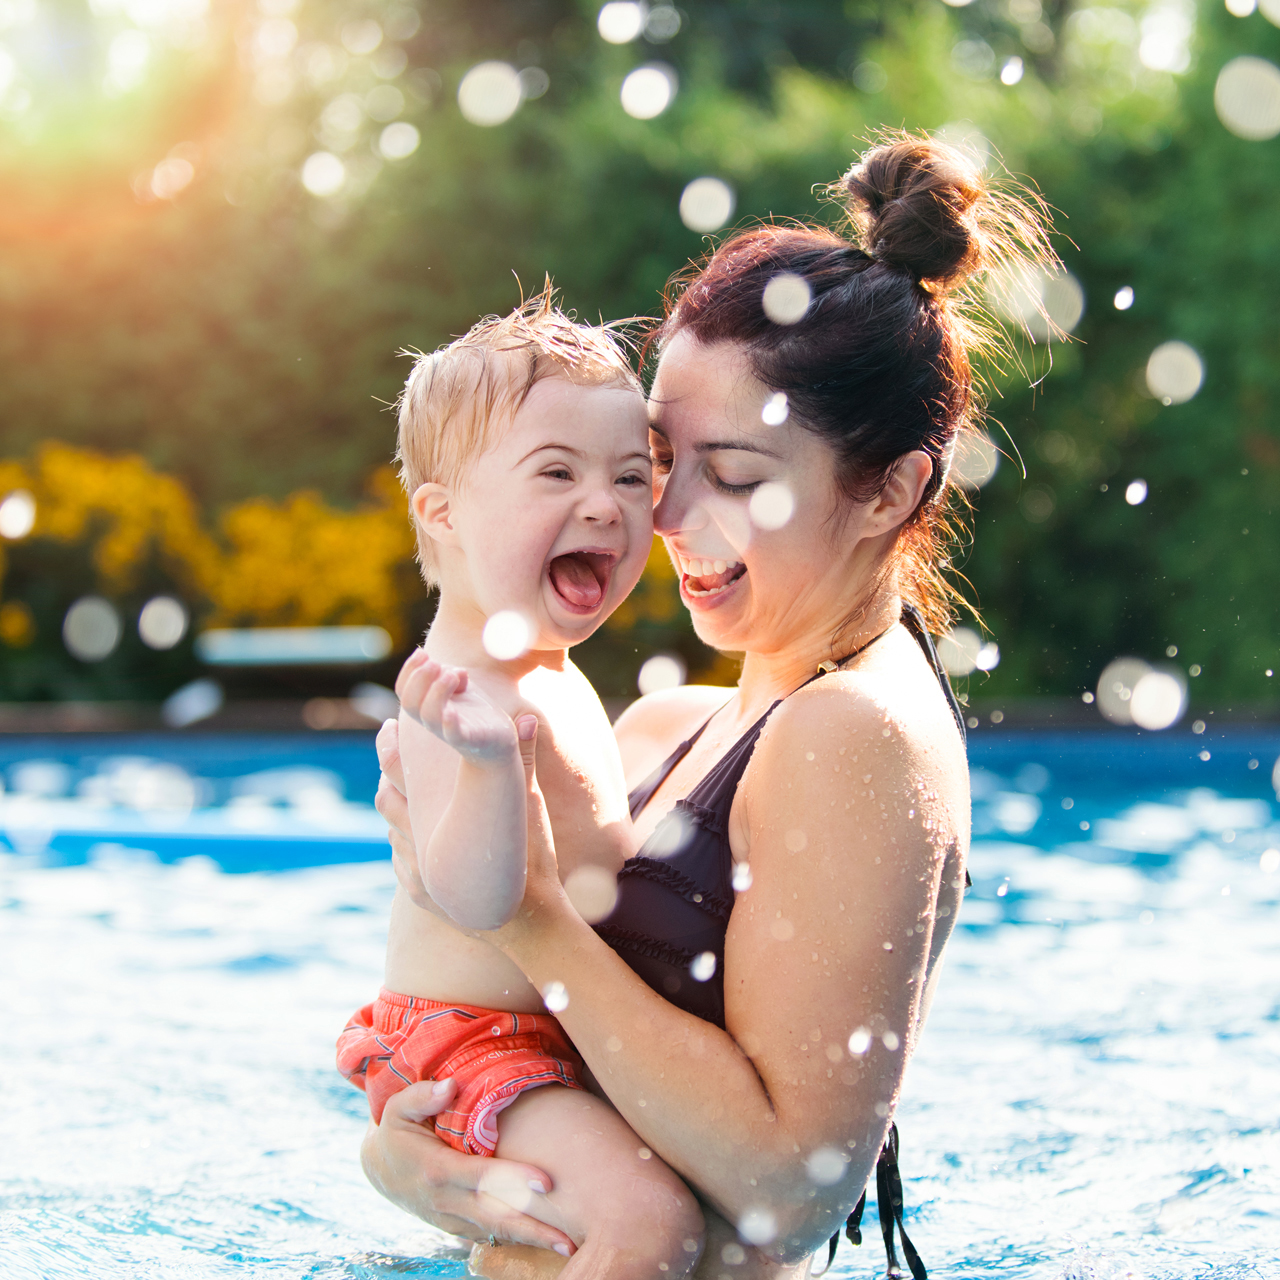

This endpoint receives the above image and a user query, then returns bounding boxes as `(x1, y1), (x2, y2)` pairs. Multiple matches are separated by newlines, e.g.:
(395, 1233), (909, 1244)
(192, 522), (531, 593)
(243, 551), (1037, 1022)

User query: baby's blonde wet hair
(395, 284), (643, 585)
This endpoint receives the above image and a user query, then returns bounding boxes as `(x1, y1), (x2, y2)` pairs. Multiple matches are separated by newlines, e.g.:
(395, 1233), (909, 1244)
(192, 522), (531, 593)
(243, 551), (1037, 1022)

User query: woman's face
(648, 330), (880, 657)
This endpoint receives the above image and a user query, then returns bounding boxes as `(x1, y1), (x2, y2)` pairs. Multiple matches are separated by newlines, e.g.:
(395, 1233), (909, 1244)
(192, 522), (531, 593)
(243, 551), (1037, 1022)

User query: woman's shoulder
(613, 684), (735, 786)
(750, 646), (966, 793)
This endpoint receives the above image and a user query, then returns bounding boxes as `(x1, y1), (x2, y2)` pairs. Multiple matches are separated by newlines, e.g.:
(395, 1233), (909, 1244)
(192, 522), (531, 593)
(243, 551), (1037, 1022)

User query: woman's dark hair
(655, 131), (1055, 635)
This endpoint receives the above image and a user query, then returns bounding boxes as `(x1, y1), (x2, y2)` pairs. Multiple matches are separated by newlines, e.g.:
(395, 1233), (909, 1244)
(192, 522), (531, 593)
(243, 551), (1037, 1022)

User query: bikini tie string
(814, 1124), (927, 1280)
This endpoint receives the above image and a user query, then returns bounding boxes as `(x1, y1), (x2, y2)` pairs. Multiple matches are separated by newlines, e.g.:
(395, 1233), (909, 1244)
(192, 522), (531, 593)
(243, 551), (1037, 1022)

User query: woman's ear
(866, 451), (933, 536)
(412, 482), (458, 550)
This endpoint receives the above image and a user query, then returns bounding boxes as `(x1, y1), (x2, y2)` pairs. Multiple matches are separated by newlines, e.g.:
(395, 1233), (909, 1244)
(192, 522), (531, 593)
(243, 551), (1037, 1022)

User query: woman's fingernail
(553, 1244), (572, 1258)
(528, 1179), (548, 1194)
(431, 1078), (453, 1096)
(517, 715), (537, 741)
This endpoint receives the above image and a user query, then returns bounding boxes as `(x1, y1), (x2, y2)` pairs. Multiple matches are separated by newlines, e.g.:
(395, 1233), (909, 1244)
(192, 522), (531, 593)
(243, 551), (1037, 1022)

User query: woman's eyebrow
(694, 438), (783, 459)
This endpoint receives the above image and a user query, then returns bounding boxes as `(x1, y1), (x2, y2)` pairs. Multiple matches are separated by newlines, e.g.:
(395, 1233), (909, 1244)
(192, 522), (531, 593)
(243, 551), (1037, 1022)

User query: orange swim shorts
(336, 989), (585, 1155)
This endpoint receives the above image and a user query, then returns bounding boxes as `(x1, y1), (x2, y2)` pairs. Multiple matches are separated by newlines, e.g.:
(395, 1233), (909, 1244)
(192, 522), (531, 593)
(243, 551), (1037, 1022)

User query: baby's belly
(383, 887), (546, 1012)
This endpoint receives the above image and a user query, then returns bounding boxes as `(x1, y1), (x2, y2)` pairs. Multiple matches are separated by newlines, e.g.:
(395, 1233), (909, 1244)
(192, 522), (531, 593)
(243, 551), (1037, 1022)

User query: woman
(363, 134), (1052, 1278)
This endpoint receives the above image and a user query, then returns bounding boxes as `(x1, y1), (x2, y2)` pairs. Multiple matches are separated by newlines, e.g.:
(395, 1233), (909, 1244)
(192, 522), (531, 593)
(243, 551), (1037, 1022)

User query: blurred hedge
(0, 0), (1276, 706)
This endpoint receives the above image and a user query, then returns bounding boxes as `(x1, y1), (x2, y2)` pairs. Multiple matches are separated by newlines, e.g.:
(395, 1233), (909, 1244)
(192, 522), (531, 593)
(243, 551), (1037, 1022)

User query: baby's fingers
(393, 648), (430, 700)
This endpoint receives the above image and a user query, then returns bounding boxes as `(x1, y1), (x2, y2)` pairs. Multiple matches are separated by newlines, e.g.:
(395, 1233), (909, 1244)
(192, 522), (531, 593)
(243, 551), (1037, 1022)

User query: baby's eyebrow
(517, 442), (586, 464)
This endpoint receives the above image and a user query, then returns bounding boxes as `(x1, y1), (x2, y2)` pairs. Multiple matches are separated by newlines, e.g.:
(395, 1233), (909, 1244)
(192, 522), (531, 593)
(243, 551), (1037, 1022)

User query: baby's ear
(411, 482), (457, 548)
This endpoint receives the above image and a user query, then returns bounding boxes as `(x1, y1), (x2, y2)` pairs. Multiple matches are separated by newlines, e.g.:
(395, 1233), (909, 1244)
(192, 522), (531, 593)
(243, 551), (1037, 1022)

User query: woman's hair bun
(840, 135), (990, 289)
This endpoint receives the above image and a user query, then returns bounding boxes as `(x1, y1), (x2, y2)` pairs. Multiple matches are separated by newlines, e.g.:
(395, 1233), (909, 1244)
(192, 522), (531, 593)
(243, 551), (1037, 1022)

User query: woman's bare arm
(491, 682), (962, 1263)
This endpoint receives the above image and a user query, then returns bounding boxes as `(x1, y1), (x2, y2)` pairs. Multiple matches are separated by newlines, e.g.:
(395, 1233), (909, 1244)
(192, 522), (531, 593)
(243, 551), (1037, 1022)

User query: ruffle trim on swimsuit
(616, 855), (733, 920)
(593, 924), (700, 971)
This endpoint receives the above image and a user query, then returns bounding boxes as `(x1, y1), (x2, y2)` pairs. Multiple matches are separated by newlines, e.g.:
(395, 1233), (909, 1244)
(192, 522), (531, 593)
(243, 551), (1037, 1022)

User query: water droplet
(720, 1243), (747, 1266)
(881, 1031), (900, 1051)
(638, 1145), (652, 1158)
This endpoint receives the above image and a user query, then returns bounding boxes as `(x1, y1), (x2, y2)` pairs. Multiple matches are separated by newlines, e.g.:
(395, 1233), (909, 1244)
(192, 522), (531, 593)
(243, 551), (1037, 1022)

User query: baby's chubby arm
(395, 649), (537, 930)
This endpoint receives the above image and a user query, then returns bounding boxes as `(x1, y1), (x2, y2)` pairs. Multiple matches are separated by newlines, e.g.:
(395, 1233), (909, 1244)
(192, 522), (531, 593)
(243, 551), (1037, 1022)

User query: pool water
(2, 730), (1278, 1279)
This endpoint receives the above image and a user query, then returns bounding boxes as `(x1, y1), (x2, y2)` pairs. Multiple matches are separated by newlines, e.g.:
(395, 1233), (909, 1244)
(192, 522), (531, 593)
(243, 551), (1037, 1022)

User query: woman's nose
(653, 469), (708, 537)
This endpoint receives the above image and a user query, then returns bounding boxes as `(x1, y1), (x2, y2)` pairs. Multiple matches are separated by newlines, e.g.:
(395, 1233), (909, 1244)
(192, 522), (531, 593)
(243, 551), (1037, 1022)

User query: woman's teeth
(678, 556), (739, 577)
(677, 555), (744, 597)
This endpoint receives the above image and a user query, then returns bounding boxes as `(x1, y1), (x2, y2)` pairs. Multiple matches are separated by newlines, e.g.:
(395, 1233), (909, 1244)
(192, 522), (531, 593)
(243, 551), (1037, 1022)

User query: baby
(337, 292), (705, 1277)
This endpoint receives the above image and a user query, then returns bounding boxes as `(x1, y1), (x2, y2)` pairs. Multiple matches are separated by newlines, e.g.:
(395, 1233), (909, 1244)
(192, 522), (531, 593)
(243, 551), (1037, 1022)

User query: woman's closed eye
(710, 471), (764, 496)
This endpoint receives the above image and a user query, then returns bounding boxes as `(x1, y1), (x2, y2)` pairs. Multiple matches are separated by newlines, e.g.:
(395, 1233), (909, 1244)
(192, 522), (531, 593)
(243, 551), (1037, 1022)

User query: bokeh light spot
(638, 652), (686, 695)
(379, 121), (420, 160)
(151, 156), (194, 199)
(541, 981), (569, 1013)
(1226, 0), (1257, 15)
(1114, 285), (1134, 310)
(340, 19), (382, 55)
(761, 392), (789, 426)
(620, 64), (676, 118)
(748, 481), (795, 531)
(679, 176), (735, 232)
(564, 864), (619, 923)
(138, 596), (188, 650)
(597, 1), (645, 43)
(737, 1208), (777, 1246)
(1130, 670), (1187, 730)
(938, 626), (981, 676)
(1125, 479), (1148, 506)
(805, 1146), (847, 1185)
(951, 430), (999, 489)
(689, 951), (716, 982)
(481, 610), (532, 661)
(761, 272), (811, 324)
(0, 489), (36, 539)
(1146, 340), (1204, 403)
(1214, 56), (1280, 139)
(63, 596), (122, 663)
(458, 61), (523, 126)
(1095, 657), (1154, 725)
(301, 151), (345, 196)
(1001, 56), (1025, 85)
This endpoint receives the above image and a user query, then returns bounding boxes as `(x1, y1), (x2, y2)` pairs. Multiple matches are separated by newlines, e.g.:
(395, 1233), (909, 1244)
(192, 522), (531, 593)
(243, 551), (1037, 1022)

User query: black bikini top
(594, 604), (966, 1029)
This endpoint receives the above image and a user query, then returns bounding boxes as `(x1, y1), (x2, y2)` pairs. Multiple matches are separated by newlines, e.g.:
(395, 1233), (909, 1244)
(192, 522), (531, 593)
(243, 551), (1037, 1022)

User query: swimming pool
(2, 729), (1277, 1279)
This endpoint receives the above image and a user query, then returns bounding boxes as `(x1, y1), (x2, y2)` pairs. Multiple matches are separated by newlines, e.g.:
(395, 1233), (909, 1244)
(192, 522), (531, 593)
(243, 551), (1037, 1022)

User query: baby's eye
(542, 467), (573, 481)
(617, 472), (648, 487)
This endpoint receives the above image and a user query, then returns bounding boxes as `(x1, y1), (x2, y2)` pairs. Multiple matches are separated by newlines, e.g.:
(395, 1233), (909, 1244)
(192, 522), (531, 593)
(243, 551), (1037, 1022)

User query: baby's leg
(484, 1084), (705, 1280)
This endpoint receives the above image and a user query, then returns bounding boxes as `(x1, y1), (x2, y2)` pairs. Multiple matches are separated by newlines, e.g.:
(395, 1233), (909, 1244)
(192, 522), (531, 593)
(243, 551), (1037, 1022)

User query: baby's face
(450, 377), (653, 651)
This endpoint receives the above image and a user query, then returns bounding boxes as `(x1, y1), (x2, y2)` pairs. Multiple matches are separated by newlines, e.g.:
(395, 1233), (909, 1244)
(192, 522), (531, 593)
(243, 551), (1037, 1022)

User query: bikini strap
(815, 1124), (928, 1279)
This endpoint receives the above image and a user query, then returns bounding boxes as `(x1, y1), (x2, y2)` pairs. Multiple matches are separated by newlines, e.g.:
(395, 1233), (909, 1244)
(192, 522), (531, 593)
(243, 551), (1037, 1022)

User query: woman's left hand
(374, 718), (433, 910)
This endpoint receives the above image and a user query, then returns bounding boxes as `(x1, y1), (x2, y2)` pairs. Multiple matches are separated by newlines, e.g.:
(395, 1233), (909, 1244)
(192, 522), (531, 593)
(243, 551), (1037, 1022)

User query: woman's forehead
(649, 333), (767, 433)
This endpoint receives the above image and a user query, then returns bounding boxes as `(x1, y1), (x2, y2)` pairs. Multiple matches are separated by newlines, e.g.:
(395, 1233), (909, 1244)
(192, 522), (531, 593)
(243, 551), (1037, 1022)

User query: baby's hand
(395, 649), (518, 765)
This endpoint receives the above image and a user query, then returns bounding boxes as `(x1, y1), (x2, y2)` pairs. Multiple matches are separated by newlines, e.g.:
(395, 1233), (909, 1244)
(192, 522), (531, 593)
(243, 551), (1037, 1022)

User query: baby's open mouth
(678, 555), (747, 598)
(548, 551), (614, 612)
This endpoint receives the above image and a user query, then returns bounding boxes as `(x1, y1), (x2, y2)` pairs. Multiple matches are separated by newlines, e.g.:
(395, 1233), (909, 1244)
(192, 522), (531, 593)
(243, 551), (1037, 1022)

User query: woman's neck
(729, 588), (903, 727)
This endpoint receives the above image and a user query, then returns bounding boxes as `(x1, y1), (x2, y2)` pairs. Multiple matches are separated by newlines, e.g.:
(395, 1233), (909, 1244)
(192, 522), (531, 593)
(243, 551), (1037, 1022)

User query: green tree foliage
(0, 0), (1276, 707)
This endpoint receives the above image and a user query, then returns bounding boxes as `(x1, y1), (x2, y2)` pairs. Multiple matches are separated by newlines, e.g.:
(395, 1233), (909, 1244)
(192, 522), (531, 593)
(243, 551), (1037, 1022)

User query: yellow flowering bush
(0, 443), (418, 644)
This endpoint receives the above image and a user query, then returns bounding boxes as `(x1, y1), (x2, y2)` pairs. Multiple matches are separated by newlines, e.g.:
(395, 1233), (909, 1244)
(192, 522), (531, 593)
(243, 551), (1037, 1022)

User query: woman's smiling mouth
(676, 554), (747, 598)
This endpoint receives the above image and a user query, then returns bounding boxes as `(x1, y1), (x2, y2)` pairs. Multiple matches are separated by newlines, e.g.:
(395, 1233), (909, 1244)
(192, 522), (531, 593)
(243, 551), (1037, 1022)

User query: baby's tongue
(549, 553), (604, 610)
